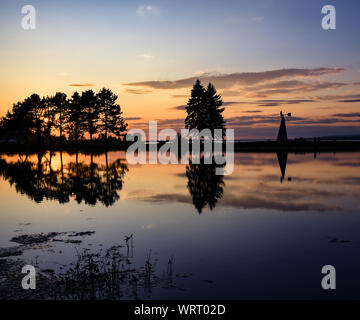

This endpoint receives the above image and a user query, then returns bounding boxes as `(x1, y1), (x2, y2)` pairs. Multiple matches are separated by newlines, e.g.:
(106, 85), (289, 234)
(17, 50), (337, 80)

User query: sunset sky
(1, 0), (360, 139)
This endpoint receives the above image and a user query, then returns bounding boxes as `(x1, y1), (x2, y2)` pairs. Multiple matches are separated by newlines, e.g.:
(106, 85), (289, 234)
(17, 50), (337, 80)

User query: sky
(0, 0), (360, 139)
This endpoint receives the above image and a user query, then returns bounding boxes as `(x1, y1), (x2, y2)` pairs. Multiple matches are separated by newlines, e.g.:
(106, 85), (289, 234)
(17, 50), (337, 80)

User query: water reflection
(276, 151), (291, 183)
(0, 151), (357, 213)
(186, 156), (225, 213)
(0, 152), (128, 206)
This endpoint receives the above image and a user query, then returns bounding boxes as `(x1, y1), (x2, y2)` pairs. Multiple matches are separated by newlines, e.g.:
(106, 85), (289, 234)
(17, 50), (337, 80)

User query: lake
(0, 151), (360, 299)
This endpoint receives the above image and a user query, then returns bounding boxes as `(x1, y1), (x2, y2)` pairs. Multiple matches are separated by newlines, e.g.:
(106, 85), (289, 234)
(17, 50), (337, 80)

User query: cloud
(124, 88), (153, 94)
(172, 105), (186, 110)
(337, 99), (360, 103)
(243, 80), (349, 98)
(255, 99), (315, 106)
(316, 94), (360, 101)
(225, 114), (360, 127)
(137, 53), (154, 59)
(172, 101), (240, 110)
(218, 99), (315, 107)
(331, 112), (360, 118)
(125, 117), (143, 121)
(68, 83), (94, 87)
(123, 67), (344, 90)
(136, 4), (159, 16)
(141, 224), (157, 230)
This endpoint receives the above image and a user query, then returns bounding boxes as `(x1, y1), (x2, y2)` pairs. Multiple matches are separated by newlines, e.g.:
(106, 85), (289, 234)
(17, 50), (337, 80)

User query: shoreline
(1, 140), (360, 154)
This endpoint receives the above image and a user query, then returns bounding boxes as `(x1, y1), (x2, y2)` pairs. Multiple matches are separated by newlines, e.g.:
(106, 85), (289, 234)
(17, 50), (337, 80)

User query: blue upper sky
(1, 0), (360, 138)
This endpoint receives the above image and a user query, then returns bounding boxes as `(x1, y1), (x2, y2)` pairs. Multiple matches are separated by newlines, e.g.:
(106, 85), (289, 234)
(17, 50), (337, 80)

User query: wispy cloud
(337, 99), (360, 103)
(332, 112), (360, 118)
(217, 99), (315, 107)
(125, 117), (143, 121)
(172, 101), (240, 110)
(316, 94), (360, 101)
(136, 4), (159, 16)
(68, 83), (94, 87)
(123, 68), (344, 91)
(124, 88), (153, 95)
(137, 53), (154, 59)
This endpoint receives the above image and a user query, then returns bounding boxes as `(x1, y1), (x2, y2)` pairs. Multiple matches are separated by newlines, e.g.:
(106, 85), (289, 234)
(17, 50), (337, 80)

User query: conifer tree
(204, 83), (226, 138)
(185, 80), (207, 131)
(81, 90), (99, 142)
(66, 92), (86, 144)
(97, 88), (127, 141)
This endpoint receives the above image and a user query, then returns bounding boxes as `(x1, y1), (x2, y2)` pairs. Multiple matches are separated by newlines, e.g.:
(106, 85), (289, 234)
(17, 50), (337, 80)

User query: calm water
(1, 151), (360, 299)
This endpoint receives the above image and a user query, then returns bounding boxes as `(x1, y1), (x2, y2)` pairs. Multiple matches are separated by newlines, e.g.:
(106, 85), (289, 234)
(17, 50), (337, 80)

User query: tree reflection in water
(185, 155), (225, 214)
(0, 152), (128, 207)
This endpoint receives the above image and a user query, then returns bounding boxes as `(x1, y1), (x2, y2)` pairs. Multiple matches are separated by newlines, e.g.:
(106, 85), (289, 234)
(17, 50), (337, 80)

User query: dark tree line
(185, 80), (226, 138)
(0, 88), (127, 146)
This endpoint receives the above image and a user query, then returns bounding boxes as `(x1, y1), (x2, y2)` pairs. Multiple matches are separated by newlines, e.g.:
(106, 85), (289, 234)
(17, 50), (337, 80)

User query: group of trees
(185, 80), (226, 137)
(0, 88), (127, 146)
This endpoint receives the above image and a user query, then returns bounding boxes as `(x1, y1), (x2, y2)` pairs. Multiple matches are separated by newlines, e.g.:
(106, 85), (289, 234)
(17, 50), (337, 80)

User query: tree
(66, 92), (86, 144)
(97, 88), (128, 141)
(185, 80), (207, 131)
(204, 83), (226, 138)
(42, 96), (57, 146)
(81, 90), (99, 142)
(52, 92), (68, 145)
(185, 80), (226, 137)
(25, 94), (45, 144)
(0, 101), (34, 141)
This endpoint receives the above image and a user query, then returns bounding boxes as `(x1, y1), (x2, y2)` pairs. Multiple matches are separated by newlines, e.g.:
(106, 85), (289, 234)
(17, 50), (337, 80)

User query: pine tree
(185, 80), (226, 138)
(66, 92), (86, 144)
(204, 83), (226, 138)
(185, 80), (207, 131)
(81, 90), (99, 142)
(97, 88), (127, 141)
(25, 94), (44, 144)
(42, 96), (57, 145)
(52, 92), (68, 145)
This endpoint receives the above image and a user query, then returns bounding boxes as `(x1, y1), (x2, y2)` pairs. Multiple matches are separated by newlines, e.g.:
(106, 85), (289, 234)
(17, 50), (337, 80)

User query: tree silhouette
(81, 90), (99, 143)
(66, 92), (86, 144)
(185, 156), (225, 213)
(185, 80), (226, 137)
(0, 101), (33, 142)
(0, 88), (128, 147)
(42, 96), (57, 146)
(204, 83), (226, 138)
(185, 80), (207, 132)
(25, 94), (45, 144)
(97, 88), (127, 141)
(52, 92), (68, 146)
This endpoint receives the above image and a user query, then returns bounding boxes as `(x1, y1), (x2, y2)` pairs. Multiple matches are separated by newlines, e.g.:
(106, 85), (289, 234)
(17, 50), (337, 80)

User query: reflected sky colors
(1, 152), (360, 298)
